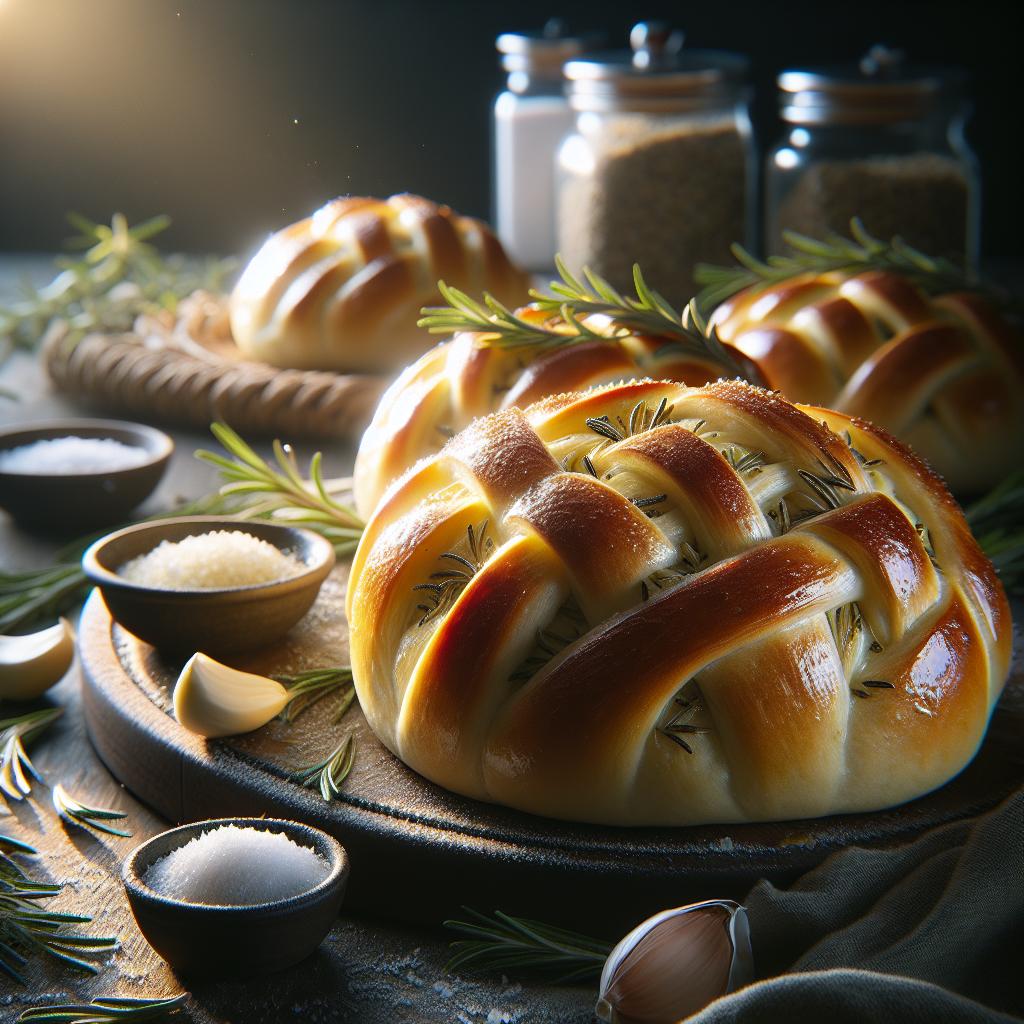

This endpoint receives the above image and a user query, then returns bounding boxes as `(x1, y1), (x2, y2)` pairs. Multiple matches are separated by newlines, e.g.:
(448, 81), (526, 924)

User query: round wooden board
(79, 575), (1024, 934)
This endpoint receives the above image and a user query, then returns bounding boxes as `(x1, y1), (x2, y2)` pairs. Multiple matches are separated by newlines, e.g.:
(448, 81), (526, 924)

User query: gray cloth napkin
(693, 788), (1023, 1022)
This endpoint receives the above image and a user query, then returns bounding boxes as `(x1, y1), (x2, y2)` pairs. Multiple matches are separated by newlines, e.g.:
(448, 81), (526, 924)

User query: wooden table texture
(0, 257), (597, 1023)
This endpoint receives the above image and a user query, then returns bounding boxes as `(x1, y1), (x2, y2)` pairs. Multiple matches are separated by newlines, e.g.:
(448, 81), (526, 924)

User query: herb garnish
(445, 908), (610, 983)
(0, 708), (62, 802)
(1, 849), (118, 983)
(694, 218), (1013, 313)
(0, 212), (235, 363)
(419, 259), (749, 381)
(413, 521), (494, 627)
(290, 735), (355, 802)
(52, 784), (131, 839)
(17, 994), (188, 1023)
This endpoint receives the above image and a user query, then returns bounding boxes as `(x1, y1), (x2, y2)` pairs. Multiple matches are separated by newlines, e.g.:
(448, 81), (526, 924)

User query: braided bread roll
(710, 270), (1024, 494)
(347, 379), (1010, 826)
(352, 306), (748, 516)
(229, 194), (530, 374)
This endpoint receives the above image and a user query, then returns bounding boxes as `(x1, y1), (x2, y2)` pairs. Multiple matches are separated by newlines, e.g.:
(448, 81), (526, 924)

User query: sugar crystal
(143, 824), (329, 905)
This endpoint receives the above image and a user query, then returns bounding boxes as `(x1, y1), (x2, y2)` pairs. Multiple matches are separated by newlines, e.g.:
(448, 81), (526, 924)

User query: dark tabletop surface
(0, 256), (598, 1023)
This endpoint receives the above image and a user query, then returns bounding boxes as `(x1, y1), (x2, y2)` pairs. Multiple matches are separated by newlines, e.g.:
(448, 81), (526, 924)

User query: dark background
(0, 0), (1018, 263)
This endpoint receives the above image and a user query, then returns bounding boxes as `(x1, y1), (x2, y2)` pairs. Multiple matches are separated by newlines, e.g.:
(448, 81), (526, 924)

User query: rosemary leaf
(18, 993), (188, 1023)
(445, 908), (610, 983)
(694, 218), (1016, 313)
(52, 784), (131, 839)
(275, 666), (356, 724)
(289, 735), (355, 801)
(0, 708), (62, 802)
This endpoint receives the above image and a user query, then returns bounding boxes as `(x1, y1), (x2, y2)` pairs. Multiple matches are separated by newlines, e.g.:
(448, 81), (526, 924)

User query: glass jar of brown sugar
(556, 22), (754, 306)
(765, 46), (980, 266)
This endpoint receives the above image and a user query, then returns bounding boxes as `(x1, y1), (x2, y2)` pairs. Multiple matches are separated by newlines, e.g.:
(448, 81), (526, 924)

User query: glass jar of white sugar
(493, 21), (600, 272)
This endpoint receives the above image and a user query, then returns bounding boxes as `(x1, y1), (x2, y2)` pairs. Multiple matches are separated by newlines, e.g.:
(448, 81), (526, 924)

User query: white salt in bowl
(123, 817), (349, 978)
(0, 419), (173, 533)
(82, 516), (335, 655)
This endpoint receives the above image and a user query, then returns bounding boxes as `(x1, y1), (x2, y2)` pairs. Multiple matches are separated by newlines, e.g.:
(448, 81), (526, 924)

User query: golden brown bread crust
(229, 194), (530, 374)
(353, 271), (1022, 514)
(353, 308), (741, 516)
(712, 271), (1024, 493)
(347, 379), (1011, 825)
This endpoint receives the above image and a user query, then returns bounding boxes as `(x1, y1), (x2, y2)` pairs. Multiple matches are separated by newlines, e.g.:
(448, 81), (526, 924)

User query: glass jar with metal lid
(556, 22), (754, 305)
(765, 46), (980, 265)
(493, 21), (600, 271)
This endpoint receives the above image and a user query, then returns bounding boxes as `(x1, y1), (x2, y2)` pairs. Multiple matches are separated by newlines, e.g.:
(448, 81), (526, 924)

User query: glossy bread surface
(347, 380), (1010, 826)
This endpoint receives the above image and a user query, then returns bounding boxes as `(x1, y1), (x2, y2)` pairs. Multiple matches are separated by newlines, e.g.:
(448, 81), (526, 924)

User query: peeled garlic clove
(595, 900), (752, 1024)
(0, 619), (75, 701)
(173, 652), (289, 738)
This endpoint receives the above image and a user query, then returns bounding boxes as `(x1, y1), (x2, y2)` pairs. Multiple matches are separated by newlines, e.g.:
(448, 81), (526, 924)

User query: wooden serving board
(79, 571), (1024, 934)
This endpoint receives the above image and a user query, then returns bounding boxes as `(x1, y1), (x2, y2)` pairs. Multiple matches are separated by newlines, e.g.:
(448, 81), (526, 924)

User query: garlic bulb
(173, 653), (290, 738)
(595, 900), (752, 1024)
(0, 619), (75, 700)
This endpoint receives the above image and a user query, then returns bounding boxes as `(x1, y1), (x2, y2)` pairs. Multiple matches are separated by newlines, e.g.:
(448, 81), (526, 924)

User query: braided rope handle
(41, 296), (387, 438)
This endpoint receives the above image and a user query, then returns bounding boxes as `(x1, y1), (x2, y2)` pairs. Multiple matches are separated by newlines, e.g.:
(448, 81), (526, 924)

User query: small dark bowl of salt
(122, 817), (349, 978)
(0, 418), (173, 533)
(81, 516), (335, 655)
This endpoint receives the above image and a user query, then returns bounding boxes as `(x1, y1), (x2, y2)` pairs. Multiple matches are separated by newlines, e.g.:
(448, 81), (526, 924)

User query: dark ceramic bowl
(81, 516), (335, 655)
(122, 817), (348, 978)
(0, 419), (173, 532)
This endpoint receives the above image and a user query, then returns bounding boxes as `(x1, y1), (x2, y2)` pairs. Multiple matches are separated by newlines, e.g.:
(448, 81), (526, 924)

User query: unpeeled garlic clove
(0, 619), (75, 701)
(595, 900), (752, 1024)
(173, 653), (290, 738)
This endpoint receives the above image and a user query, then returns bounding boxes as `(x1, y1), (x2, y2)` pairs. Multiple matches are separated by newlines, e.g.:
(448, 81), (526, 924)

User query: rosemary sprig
(18, 994), (188, 1023)
(693, 218), (1009, 313)
(1, 870), (118, 983)
(413, 521), (494, 626)
(444, 908), (610, 983)
(275, 666), (356, 724)
(966, 469), (1024, 594)
(196, 423), (365, 557)
(418, 258), (748, 380)
(0, 212), (235, 360)
(52, 784), (131, 839)
(290, 735), (354, 802)
(1, 708), (62, 802)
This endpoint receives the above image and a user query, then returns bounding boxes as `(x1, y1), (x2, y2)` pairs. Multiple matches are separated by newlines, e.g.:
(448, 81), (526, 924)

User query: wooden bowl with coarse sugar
(81, 517), (335, 656)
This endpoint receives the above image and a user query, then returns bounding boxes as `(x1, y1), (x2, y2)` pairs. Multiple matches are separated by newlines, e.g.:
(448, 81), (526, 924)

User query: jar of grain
(556, 22), (753, 305)
(493, 22), (601, 272)
(765, 46), (979, 265)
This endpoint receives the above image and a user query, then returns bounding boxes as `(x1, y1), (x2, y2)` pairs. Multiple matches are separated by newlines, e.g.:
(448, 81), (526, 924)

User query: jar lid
(778, 46), (967, 125)
(564, 22), (749, 112)
(497, 19), (602, 79)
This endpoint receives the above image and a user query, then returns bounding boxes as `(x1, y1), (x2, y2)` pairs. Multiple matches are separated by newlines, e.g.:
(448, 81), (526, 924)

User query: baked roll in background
(709, 270), (1023, 494)
(346, 379), (1010, 826)
(229, 194), (530, 374)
